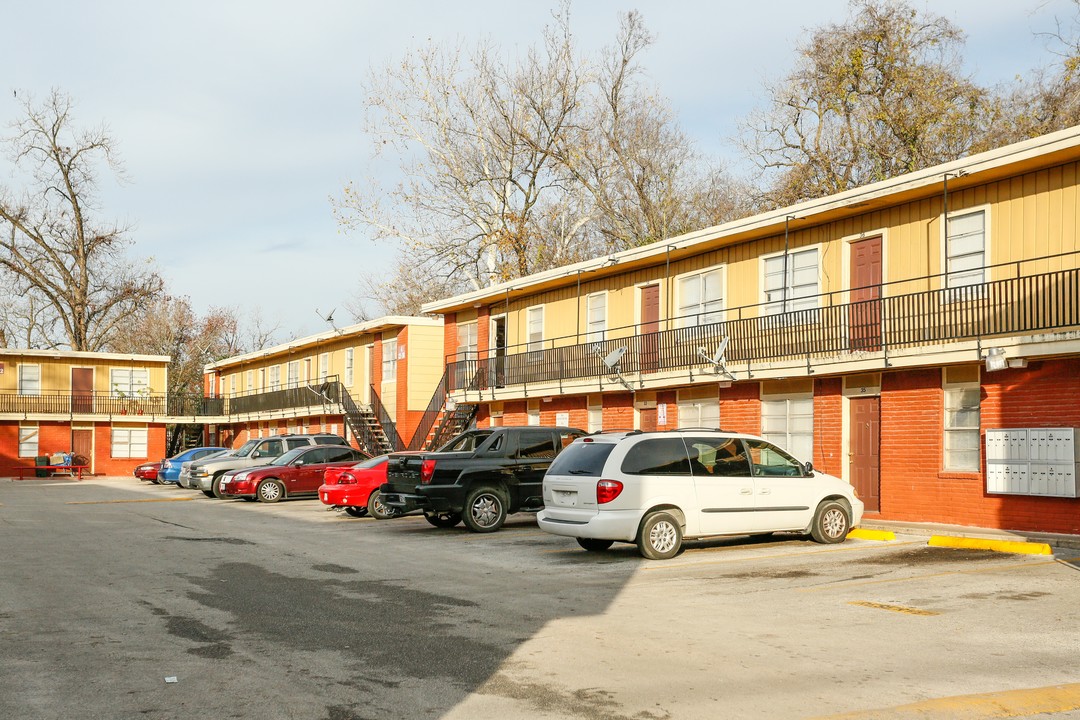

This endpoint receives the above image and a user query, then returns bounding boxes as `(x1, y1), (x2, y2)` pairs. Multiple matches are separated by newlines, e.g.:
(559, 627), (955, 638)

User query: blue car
(159, 447), (228, 484)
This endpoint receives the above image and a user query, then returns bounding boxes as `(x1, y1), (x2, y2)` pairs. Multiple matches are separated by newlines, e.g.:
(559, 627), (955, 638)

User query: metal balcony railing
(0, 391), (171, 416)
(446, 253), (1080, 393)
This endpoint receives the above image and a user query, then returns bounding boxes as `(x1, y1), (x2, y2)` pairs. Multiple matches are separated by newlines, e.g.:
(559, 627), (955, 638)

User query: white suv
(537, 429), (864, 560)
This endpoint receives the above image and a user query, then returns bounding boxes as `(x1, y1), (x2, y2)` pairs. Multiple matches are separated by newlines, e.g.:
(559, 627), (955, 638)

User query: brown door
(71, 429), (93, 471)
(71, 368), (93, 413)
(639, 406), (657, 432)
(849, 237), (882, 351)
(640, 285), (660, 372)
(849, 396), (880, 512)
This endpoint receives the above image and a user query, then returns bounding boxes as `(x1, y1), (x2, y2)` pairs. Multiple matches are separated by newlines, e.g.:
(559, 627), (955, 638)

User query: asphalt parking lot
(2, 476), (1079, 720)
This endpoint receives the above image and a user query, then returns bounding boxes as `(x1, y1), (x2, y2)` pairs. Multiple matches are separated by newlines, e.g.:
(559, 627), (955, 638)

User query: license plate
(554, 490), (576, 506)
(219, 479), (228, 491)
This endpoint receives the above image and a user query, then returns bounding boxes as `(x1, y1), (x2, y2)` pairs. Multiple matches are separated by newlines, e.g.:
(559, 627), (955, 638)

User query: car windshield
(547, 441), (617, 476)
(269, 447), (309, 466)
(230, 441), (258, 457)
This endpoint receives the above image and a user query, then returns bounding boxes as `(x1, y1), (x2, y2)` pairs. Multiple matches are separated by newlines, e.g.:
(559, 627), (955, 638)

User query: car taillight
(338, 473), (357, 485)
(596, 479), (623, 504)
(420, 459), (436, 484)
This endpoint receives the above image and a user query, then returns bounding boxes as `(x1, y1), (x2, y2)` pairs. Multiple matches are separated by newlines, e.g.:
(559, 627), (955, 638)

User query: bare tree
(742, 0), (997, 206)
(0, 90), (163, 351)
(336, 4), (748, 312)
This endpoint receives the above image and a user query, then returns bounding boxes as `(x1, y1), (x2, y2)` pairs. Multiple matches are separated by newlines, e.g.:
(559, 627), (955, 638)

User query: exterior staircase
(166, 423), (207, 457)
(335, 384), (398, 457)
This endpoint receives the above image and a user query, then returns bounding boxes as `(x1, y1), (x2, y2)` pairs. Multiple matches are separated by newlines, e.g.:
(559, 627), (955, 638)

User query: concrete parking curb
(857, 519), (1080, 554)
(928, 535), (1053, 555)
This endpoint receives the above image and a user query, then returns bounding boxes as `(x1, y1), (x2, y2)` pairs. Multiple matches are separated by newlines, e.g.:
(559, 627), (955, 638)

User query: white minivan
(537, 430), (864, 560)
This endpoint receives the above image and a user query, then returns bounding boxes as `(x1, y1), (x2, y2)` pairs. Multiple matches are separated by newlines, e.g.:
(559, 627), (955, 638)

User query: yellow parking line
(812, 681), (1080, 719)
(929, 534), (1052, 555)
(848, 600), (939, 616)
(66, 498), (195, 505)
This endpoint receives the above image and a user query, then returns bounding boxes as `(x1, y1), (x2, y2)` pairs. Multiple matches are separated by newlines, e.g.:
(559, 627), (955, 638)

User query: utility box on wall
(985, 428), (1078, 498)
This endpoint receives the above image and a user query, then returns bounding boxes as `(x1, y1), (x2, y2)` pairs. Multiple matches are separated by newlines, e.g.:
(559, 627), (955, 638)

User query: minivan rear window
(547, 442), (616, 477)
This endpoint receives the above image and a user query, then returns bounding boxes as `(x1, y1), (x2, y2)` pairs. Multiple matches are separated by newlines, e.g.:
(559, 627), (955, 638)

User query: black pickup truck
(380, 426), (586, 533)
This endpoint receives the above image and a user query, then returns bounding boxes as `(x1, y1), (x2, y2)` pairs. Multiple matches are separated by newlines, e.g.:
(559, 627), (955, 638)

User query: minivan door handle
(759, 488), (771, 495)
(740, 488), (753, 495)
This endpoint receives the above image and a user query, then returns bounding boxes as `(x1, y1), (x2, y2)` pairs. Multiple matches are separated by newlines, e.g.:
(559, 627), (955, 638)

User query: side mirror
(803, 461), (814, 475)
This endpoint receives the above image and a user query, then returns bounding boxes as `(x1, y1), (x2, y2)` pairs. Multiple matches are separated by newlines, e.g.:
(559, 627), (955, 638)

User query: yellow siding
(485, 159), (1080, 348)
(0, 354), (167, 394)
(407, 325), (445, 411)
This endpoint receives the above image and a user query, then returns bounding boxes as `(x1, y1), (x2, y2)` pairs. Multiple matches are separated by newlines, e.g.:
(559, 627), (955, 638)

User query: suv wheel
(423, 511), (461, 528)
(344, 506), (367, 518)
(637, 511), (682, 560)
(256, 479), (284, 503)
(577, 538), (614, 552)
(462, 485), (508, 533)
(810, 500), (850, 544)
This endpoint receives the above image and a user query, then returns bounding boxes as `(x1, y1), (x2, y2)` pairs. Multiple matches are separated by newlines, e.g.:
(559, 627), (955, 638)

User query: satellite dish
(603, 347), (626, 369)
(711, 337), (730, 364)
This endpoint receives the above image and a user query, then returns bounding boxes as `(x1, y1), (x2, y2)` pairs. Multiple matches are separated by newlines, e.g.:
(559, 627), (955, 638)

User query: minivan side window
(684, 436), (751, 477)
(745, 439), (806, 477)
(621, 438), (692, 476)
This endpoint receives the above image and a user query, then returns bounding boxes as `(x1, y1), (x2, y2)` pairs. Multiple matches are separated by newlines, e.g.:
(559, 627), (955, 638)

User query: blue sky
(1, 0), (1073, 343)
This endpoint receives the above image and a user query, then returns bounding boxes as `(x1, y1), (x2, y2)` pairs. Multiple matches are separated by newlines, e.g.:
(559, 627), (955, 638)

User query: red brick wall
(502, 400), (528, 425)
(93, 422), (167, 475)
(813, 378), (843, 477)
(880, 360), (1080, 535)
(539, 396), (587, 429)
(719, 382), (760, 434)
(603, 394), (635, 431)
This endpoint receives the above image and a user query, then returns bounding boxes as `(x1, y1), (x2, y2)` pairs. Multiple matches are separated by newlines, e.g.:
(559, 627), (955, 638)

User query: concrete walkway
(858, 517), (1080, 553)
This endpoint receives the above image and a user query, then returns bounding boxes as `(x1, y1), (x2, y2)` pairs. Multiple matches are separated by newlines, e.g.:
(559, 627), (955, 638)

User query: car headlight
(192, 468), (208, 477)
(234, 471), (249, 481)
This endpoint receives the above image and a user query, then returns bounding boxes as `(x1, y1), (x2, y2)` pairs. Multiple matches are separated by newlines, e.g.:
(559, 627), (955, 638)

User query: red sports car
(134, 462), (162, 483)
(319, 455), (401, 519)
(220, 445), (368, 502)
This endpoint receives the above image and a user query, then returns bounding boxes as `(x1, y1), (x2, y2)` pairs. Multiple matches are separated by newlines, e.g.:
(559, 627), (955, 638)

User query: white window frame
(761, 246), (821, 317)
(111, 425), (148, 459)
(245, 370), (253, 392)
(526, 306), (544, 353)
(941, 205), (990, 296)
(586, 292), (608, 343)
(110, 368), (149, 398)
(17, 364), (41, 396)
(229, 375), (236, 397)
(344, 348), (354, 386)
(18, 424), (39, 458)
(675, 266), (725, 328)
(457, 321), (478, 360)
(319, 354), (329, 382)
(527, 402), (540, 426)
(677, 399), (720, 429)
(943, 371), (981, 472)
(760, 392), (815, 464)
(382, 338), (398, 383)
(269, 366), (281, 391)
(287, 361), (300, 388)
(587, 396), (603, 433)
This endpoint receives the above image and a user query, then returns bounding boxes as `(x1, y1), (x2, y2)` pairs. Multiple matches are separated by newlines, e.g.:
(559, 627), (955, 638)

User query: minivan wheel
(637, 511), (682, 560)
(462, 485), (508, 533)
(810, 500), (850, 544)
(343, 506), (367, 518)
(424, 511), (461, 528)
(576, 538), (615, 552)
(256, 479), (284, 503)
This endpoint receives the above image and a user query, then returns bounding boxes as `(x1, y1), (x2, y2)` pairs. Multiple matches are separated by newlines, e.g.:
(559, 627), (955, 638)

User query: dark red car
(319, 455), (401, 519)
(134, 462), (162, 483)
(220, 445), (367, 502)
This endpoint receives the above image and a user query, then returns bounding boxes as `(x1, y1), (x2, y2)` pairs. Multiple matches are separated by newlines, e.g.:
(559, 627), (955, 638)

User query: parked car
(319, 455), (403, 519)
(537, 429), (864, 560)
(219, 445), (368, 502)
(158, 447), (227, 485)
(133, 462), (161, 483)
(188, 434), (350, 498)
(381, 426), (586, 533)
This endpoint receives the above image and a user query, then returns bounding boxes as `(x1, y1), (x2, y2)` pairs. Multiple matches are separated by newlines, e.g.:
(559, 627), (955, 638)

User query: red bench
(9, 465), (89, 481)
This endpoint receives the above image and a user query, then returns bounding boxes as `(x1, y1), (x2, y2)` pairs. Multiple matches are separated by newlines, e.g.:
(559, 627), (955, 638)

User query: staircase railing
(407, 370), (448, 450)
(369, 385), (404, 451)
(331, 381), (389, 457)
